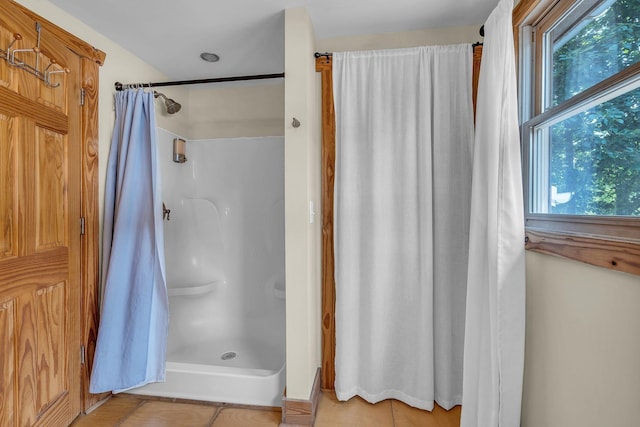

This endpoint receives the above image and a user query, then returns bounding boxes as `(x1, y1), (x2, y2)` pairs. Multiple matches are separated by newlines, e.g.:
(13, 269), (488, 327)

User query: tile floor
(70, 392), (461, 427)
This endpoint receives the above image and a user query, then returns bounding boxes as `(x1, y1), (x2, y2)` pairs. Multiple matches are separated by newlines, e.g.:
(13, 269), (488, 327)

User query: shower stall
(129, 128), (285, 407)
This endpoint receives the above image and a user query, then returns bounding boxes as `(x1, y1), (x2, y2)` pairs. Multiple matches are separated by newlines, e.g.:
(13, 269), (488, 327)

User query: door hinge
(80, 217), (85, 235)
(81, 345), (86, 365)
(80, 87), (85, 106)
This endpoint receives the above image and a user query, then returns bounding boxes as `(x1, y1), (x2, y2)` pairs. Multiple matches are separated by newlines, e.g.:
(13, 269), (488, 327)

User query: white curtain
(460, 0), (526, 425)
(333, 45), (474, 411)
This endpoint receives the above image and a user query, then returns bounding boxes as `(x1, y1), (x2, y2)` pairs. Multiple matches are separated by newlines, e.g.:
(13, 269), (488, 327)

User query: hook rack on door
(0, 23), (69, 87)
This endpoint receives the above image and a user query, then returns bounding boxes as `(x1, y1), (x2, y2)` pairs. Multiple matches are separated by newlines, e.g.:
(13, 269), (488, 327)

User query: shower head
(154, 91), (182, 114)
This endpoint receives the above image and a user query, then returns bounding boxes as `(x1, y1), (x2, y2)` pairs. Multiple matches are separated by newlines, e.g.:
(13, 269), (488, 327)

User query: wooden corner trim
(280, 368), (321, 427)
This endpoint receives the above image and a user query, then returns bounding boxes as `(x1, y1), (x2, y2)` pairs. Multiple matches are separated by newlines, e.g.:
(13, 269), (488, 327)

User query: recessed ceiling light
(200, 52), (220, 63)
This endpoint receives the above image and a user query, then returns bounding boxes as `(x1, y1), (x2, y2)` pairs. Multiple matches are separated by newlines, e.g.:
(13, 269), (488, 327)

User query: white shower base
(168, 337), (282, 370)
(128, 336), (285, 407)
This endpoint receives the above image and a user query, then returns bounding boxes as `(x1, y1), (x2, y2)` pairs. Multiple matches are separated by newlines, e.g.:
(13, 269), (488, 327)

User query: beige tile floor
(71, 392), (461, 427)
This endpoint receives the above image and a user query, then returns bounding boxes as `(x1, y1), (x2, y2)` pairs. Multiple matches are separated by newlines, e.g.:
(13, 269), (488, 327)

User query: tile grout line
(390, 399), (396, 427)
(114, 398), (148, 427)
(206, 406), (223, 427)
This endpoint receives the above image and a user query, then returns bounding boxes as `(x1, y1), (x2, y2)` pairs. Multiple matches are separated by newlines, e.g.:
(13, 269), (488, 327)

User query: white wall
(283, 7), (322, 400)
(522, 252), (640, 427)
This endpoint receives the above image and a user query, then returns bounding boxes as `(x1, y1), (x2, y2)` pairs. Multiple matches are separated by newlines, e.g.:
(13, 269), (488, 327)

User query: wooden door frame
(8, 0), (107, 412)
(316, 46), (482, 390)
(316, 56), (335, 390)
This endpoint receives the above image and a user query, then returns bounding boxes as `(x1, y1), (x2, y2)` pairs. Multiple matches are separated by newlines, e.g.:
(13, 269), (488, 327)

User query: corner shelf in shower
(167, 281), (220, 297)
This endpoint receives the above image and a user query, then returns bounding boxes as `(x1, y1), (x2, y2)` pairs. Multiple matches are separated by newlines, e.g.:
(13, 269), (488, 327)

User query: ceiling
(49, 0), (497, 81)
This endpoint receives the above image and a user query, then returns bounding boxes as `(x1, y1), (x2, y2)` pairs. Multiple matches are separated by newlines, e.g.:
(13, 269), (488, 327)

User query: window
(518, 0), (640, 274)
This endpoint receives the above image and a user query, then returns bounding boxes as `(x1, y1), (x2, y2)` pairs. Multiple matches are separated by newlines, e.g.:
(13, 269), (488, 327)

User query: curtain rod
(314, 42), (483, 59)
(314, 52), (332, 59)
(315, 26), (485, 59)
(114, 72), (285, 91)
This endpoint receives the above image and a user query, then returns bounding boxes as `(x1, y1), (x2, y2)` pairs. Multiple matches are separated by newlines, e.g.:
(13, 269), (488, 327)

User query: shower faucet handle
(162, 202), (171, 221)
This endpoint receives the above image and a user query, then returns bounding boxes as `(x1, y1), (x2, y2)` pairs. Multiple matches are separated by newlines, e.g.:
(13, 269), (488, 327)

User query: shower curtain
(333, 45), (474, 410)
(461, 0), (526, 425)
(90, 89), (169, 393)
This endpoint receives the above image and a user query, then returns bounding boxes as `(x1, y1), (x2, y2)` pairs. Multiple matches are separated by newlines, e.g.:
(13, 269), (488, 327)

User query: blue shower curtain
(90, 89), (168, 393)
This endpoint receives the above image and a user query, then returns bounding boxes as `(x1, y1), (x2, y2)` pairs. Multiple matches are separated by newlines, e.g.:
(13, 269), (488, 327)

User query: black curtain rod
(114, 72), (285, 91)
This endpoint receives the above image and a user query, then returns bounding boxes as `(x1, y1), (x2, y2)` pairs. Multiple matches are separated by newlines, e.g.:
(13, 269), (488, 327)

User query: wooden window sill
(525, 228), (640, 276)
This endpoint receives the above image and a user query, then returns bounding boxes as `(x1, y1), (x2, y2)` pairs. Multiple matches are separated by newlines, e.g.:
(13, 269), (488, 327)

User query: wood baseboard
(280, 368), (321, 426)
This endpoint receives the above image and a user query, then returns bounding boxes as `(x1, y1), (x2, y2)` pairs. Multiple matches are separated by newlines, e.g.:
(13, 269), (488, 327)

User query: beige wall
(283, 7), (322, 400)
(184, 82), (284, 139)
(316, 24), (481, 53)
(523, 252), (640, 427)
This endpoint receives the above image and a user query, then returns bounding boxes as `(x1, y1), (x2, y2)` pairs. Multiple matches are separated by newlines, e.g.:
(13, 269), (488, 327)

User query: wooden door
(0, 4), (83, 426)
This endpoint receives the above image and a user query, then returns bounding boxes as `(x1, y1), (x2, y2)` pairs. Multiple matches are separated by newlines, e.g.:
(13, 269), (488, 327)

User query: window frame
(516, 0), (640, 276)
